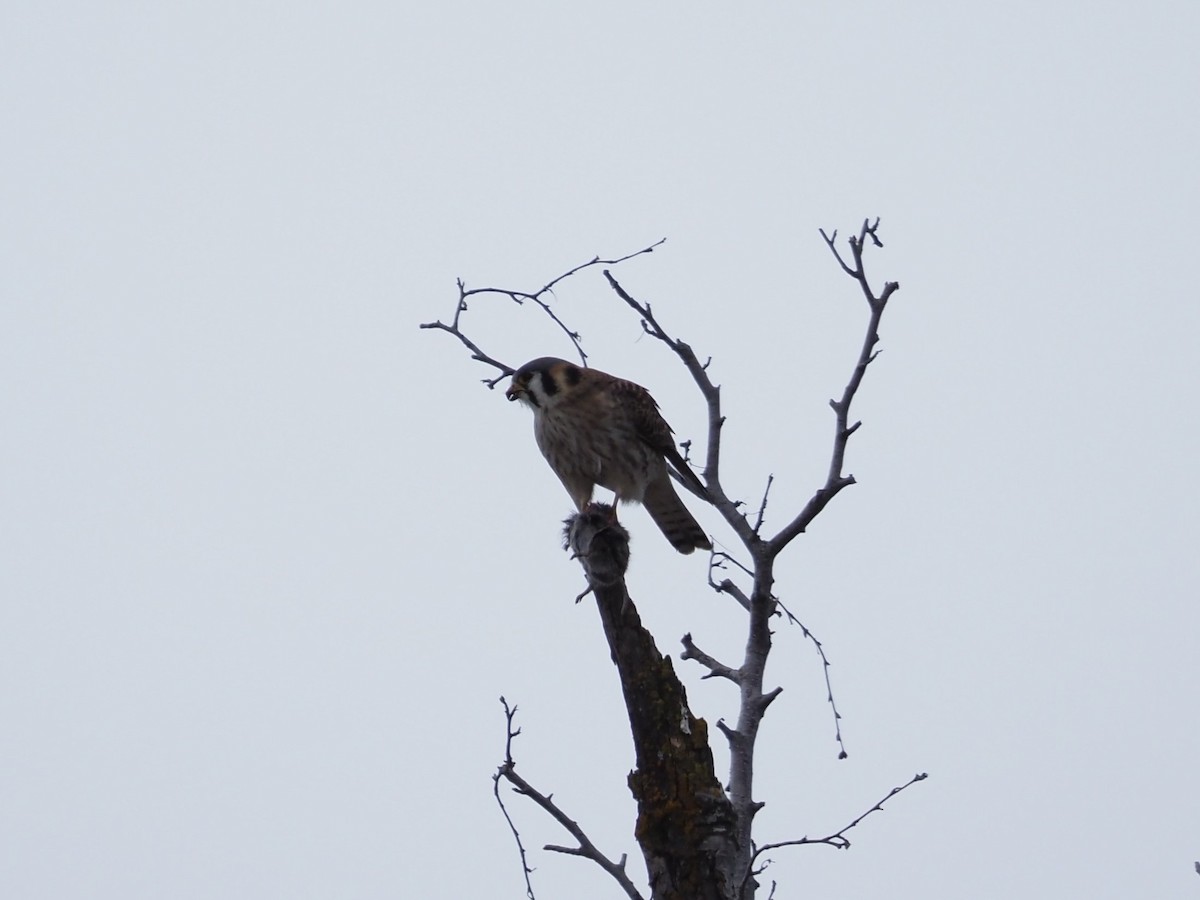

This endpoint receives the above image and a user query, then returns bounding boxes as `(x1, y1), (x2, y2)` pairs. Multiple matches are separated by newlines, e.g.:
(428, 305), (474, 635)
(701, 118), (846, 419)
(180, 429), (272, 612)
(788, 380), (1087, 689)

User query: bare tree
(422, 220), (926, 900)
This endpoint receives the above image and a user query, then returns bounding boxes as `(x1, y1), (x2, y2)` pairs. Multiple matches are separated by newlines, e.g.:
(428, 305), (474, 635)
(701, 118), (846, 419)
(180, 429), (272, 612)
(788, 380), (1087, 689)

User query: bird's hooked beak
(506, 380), (536, 405)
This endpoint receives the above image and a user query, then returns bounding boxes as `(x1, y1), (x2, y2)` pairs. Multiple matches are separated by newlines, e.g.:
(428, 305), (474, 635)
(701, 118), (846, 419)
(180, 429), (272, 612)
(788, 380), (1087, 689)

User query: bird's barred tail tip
(670, 530), (712, 555)
(643, 478), (710, 555)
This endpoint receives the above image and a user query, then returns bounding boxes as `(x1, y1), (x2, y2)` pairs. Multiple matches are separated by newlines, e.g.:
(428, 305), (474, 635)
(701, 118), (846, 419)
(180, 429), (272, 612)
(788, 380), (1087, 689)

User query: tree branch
(776, 601), (848, 760)
(706, 549), (752, 612)
(493, 698), (538, 900)
(766, 218), (900, 556)
(681, 633), (742, 684)
(418, 286), (515, 388)
(753, 475), (774, 535)
(749, 772), (928, 867)
(419, 240), (665, 384)
(494, 698), (646, 900)
(603, 271), (761, 550)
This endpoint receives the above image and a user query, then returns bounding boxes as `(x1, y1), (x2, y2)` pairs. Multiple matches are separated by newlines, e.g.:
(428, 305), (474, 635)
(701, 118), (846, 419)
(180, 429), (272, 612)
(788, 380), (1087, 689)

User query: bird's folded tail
(642, 477), (712, 555)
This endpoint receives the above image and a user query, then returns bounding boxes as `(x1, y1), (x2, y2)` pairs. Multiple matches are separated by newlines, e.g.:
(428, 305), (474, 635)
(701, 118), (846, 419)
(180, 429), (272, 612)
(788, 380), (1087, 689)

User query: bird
(505, 357), (711, 554)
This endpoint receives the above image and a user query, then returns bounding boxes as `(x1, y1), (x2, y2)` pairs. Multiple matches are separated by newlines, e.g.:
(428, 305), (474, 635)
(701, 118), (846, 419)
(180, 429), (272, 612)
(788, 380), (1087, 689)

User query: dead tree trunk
(569, 508), (738, 900)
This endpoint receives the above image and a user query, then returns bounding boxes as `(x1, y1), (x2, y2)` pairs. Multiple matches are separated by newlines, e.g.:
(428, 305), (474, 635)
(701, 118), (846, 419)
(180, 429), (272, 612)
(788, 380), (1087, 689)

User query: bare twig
(750, 772), (928, 864)
(420, 241), (665, 380)
(705, 549), (752, 612)
(753, 474), (775, 535)
(777, 602), (848, 760)
(522, 240), (665, 304)
(419, 286), (515, 388)
(681, 633), (742, 683)
(494, 698), (645, 900)
(714, 548), (754, 579)
(493, 697), (538, 900)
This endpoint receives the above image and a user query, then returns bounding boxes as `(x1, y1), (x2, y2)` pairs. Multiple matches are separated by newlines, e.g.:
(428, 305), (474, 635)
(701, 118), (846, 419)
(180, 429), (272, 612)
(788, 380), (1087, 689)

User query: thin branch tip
(492, 699), (645, 900)
(426, 242), (661, 380)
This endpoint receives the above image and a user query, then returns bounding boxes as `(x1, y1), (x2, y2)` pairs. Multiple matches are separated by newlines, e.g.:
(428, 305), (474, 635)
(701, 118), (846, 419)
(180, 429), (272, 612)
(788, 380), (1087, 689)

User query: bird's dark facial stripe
(539, 369), (559, 397)
(563, 365), (582, 387)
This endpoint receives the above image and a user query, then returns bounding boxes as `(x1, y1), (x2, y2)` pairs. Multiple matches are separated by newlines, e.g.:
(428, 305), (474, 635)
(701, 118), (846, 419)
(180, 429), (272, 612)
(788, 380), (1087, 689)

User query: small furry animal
(506, 357), (711, 554)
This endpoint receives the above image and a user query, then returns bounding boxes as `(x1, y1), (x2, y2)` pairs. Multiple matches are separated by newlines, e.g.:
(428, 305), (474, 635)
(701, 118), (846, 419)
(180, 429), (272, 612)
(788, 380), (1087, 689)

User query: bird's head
(505, 357), (583, 410)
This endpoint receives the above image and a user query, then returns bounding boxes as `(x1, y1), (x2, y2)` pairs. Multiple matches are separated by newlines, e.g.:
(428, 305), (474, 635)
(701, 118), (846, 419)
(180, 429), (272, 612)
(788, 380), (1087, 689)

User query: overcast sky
(3, 2), (1198, 898)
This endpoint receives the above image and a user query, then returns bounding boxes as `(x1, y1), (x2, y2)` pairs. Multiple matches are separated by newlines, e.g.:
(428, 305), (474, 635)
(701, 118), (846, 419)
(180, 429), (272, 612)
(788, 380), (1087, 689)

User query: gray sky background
(3, 2), (1198, 898)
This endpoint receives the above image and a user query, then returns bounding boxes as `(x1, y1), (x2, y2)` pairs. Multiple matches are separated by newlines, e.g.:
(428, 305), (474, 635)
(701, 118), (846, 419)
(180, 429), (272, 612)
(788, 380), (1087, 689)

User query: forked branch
(706, 548), (753, 611)
(681, 632), (742, 683)
(748, 772), (929, 873)
(603, 271), (759, 547)
(493, 698), (538, 900)
(493, 698), (645, 900)
(602, 221), (911, 894)
(420, 240), (665, 385)
(766, 218), (900, 556)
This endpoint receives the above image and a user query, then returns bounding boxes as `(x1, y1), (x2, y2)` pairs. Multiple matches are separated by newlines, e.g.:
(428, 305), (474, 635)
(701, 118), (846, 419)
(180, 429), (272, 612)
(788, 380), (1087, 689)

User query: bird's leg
(594, 494), (622, 522)
(583, 500), (619, 529)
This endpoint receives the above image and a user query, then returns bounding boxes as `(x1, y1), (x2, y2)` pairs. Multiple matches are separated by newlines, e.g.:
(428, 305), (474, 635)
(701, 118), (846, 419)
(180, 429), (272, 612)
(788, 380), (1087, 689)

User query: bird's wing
(613, 377), (708, 499)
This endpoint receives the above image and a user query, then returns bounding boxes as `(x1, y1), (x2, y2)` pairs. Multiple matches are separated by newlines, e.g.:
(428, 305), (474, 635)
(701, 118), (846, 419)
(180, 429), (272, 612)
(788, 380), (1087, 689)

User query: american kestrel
(506, 357), (711, 554)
